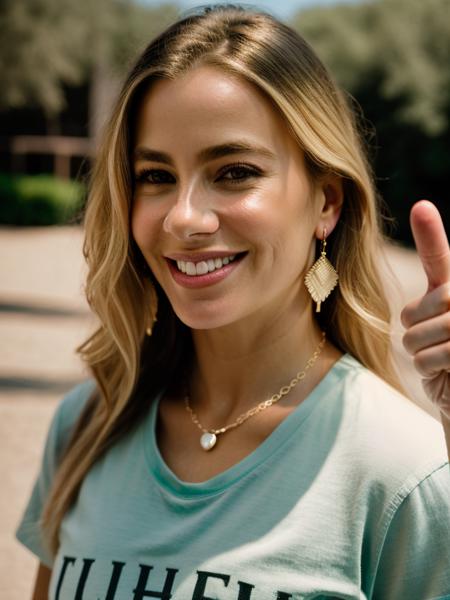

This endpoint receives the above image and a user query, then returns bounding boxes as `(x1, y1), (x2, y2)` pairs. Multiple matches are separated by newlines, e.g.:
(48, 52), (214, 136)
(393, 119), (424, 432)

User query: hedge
(0, 173), (86, 226)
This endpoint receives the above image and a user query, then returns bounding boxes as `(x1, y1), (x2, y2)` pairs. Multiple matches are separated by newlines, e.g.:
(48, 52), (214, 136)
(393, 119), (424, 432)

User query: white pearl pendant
(200, 432), (217, 451)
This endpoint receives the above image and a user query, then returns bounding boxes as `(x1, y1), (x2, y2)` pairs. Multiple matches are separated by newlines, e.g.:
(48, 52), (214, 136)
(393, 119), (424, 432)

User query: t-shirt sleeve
(15, 380), (95, 568)
(372, 462), (450, 600)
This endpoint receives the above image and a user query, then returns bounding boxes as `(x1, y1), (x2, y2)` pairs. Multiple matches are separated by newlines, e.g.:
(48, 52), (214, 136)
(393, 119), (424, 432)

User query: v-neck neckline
(143, 353), (357, 498)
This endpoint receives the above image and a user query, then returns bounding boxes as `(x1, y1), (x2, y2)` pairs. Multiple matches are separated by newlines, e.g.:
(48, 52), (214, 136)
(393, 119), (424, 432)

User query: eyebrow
(133, 141), (276, 165)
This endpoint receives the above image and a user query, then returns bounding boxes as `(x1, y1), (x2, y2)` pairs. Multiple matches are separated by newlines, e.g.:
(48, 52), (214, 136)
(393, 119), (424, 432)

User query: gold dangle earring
(145, 283), (158, 336)
(304, 227), (338, 313)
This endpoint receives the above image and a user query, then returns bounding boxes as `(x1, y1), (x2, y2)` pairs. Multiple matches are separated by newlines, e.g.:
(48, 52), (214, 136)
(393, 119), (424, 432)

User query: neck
(187, 294), (336, 426)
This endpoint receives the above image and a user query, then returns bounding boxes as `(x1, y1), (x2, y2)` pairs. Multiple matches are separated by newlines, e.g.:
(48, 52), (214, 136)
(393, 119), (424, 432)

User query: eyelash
(219, 163), (263, 183)
(134, 162), (262, 186)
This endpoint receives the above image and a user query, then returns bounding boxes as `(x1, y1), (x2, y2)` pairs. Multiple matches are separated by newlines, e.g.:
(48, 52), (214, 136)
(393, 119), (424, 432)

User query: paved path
(0, 226), (440, 598)
(0, 226), (93, 599)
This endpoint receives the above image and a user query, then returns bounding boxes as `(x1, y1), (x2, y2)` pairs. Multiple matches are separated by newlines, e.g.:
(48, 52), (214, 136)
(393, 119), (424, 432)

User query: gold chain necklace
(184, 331), (326, 451)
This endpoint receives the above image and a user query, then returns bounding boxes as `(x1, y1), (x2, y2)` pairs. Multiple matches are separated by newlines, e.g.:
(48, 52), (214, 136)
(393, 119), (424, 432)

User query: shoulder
(54, 379), (96, 427)
(372, 462), (450, 599)
(324, 355), (450, 581)
(329, 354), (448, 483)
(57, 379), (96, 423)
(49, 379), (97, 456)
(15, 379), (97, 567)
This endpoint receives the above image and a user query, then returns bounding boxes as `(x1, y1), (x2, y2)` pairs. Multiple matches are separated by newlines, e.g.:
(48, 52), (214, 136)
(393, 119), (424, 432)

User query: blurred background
(0, 0), (449, 597)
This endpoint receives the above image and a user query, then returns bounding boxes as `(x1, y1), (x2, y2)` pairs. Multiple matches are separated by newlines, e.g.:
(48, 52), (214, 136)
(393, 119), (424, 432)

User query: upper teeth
(176, 254), (237, 276)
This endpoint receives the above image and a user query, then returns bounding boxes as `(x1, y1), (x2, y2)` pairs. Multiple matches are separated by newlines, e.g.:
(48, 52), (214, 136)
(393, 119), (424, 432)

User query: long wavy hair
(42, 3), (403, 556)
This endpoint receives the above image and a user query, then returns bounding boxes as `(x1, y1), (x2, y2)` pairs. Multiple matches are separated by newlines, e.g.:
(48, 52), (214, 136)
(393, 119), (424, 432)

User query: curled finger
(403, 311), (450, 355)
(422, 372), (450, 419)
(401, 282), (450, 329)
(413, 340), (450, 377)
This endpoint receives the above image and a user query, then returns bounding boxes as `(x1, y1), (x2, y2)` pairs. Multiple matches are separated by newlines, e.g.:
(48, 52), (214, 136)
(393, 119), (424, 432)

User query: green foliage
(0, 0), (93, 113)
(292, 0), (450, 243)
(0, 174), (86, 225)
(107, 1), (180, 74)
(293, 0), (450, 135)
(0, 0), (179, 114)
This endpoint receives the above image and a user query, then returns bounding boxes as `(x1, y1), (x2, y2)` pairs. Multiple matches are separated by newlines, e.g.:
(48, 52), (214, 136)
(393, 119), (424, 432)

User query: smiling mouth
(169, 252), (247, 276)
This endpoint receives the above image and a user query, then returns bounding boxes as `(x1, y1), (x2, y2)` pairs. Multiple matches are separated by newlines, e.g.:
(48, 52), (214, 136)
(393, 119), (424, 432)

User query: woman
(17, 5), (450, 599)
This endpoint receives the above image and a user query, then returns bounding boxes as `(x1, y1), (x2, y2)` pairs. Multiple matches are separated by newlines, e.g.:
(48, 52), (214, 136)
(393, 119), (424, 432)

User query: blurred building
(0, 66), (119, 180)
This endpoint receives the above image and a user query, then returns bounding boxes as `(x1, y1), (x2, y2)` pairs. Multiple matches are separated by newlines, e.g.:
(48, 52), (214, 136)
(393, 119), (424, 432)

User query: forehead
(133, 66), (300, 159)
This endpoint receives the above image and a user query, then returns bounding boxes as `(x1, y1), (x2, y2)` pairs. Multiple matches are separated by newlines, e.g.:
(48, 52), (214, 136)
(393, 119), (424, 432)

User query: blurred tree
(85, 0), (179, 142)
(0, 0), (93, 118)
(293, 0), (450, 243)
(0, 0), (179, 117)
(293, 0), (450, 136)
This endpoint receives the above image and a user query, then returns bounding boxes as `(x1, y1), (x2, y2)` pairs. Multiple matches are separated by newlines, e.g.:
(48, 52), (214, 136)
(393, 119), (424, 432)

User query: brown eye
(135, 169), (175, 184)
(218, 164), (262, 184)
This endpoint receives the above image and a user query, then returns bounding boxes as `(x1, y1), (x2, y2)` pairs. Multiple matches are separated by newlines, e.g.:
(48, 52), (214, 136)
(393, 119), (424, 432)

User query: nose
(163, 184), (219, 240)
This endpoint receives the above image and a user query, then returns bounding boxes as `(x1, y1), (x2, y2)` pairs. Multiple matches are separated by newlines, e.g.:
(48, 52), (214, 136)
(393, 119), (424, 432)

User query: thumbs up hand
(401, 200), (450, 437)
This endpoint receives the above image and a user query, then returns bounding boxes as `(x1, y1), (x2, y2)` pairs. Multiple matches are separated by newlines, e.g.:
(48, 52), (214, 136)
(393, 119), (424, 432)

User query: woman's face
(131, 66), (327, 330)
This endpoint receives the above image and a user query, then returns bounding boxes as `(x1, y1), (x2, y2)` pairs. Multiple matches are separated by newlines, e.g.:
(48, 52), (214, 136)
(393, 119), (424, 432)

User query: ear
(314, 175), (344, 238)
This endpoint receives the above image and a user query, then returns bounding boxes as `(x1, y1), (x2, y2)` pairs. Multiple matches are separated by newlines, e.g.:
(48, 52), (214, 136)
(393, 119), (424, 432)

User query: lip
(165, 253), (246, 288)
(165, 250), (245, 262)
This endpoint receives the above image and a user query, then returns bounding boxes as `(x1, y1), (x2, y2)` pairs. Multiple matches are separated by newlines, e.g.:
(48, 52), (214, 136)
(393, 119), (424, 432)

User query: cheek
(236, 187), (311, 250)
(235, 193), (284, 240)
(130, 199), (160, 252)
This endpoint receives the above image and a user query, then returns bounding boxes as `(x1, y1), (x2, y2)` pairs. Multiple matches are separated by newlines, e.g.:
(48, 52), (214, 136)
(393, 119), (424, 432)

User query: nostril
(162, 204), (220, 238)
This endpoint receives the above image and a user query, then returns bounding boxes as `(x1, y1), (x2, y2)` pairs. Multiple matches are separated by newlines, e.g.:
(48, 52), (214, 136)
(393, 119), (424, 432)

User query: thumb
(410, 200), (450, 291)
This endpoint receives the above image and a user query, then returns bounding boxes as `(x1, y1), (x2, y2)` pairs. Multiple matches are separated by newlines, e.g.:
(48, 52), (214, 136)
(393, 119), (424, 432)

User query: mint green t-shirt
(16, 355), (450, 599)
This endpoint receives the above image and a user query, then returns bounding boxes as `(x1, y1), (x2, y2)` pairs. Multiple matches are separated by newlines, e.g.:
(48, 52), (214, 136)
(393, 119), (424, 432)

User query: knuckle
(413, 352), (428, 376)
(402, 330), (415, 354)
(445, 315), (450, 337)
(400, 306), (412, 328)
(438, 283), (450, 314)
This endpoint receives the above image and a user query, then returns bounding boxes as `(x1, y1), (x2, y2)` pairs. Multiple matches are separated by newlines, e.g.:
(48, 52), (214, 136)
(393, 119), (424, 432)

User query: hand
(401, 200), (450, 458)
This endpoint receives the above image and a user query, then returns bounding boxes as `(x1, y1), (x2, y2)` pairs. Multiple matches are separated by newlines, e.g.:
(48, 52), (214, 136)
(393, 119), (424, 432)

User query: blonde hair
(42, 4), (402, 556)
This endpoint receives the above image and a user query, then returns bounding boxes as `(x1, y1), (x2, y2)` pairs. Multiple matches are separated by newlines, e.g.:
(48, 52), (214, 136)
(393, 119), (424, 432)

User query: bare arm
(32, 563), (52, 600)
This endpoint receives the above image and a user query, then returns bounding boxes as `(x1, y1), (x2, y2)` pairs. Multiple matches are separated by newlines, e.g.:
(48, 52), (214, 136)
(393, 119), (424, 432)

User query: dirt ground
(0, 225), (442, 599)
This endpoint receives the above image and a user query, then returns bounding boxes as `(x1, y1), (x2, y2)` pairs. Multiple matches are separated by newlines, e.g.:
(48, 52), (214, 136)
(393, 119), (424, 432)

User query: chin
(175, 313), (234, 331)
(171, 303), (240, 331)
